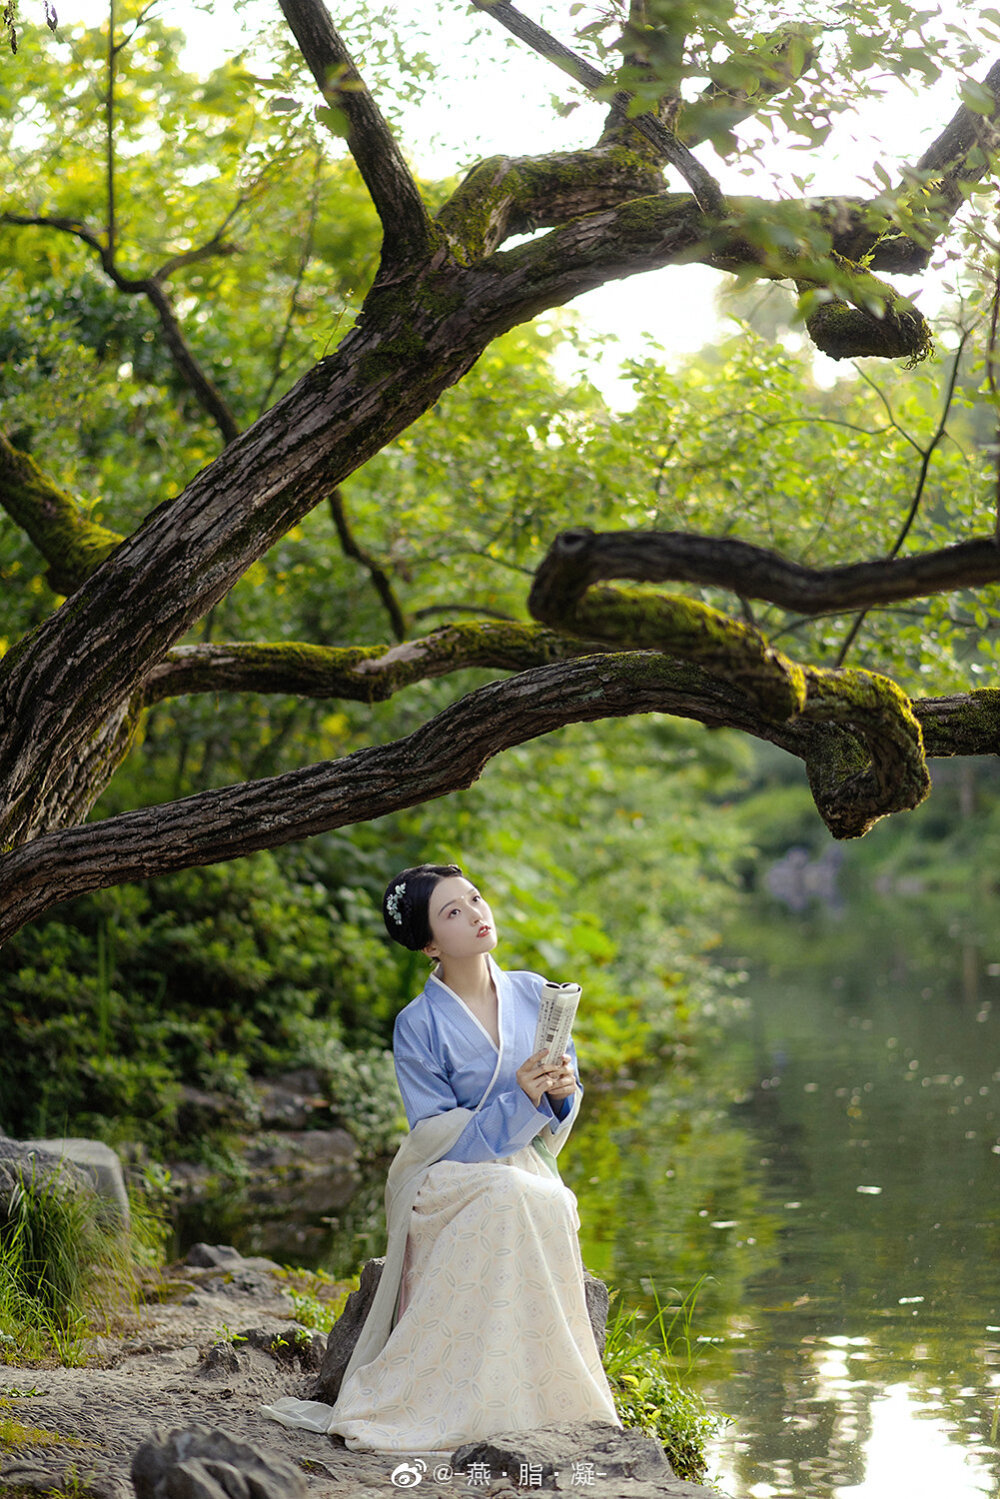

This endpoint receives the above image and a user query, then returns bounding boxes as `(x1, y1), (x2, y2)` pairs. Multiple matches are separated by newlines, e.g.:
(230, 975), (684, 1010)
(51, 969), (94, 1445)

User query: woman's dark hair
(383, 863), (463, 951)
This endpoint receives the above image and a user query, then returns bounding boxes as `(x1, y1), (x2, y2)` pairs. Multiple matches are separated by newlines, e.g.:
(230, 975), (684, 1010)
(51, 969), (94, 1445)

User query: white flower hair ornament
(385, 882), (406, 924)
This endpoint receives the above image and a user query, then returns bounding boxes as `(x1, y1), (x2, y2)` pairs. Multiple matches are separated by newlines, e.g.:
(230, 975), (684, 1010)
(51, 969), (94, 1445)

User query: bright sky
(57, 0), (997, 379)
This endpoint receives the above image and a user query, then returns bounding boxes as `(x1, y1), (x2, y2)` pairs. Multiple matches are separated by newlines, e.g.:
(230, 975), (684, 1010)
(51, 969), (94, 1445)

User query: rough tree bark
(1, 0), (1000, 940)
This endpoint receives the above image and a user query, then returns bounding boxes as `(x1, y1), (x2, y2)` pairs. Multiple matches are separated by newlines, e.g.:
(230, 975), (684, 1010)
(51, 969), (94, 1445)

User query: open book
(533, 980), (582, 1066)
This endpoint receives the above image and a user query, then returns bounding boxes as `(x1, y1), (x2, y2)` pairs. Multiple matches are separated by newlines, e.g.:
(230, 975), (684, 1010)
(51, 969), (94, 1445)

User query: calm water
(192, 893), (1000, 1496)
(567, 897), (1000, 1498)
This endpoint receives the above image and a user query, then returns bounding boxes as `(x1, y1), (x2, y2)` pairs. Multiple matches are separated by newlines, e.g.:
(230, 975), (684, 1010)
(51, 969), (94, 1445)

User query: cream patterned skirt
(328, 1144), (619, 1451)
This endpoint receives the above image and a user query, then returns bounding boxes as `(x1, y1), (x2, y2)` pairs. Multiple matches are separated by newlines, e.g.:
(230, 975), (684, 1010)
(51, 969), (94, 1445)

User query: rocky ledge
(0, 1245), (727, 1499)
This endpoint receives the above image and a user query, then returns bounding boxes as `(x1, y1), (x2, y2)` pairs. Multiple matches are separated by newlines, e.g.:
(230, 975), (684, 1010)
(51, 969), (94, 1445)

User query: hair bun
(382, 863), (462, 951)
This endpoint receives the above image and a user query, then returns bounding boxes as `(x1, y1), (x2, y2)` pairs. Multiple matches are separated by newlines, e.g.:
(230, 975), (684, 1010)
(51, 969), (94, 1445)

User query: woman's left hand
(544, 1054), (577, 1102)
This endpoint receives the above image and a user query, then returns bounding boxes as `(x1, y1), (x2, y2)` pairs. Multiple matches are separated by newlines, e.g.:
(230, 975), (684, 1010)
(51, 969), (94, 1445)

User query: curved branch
(153, 237), (239, 281)
(142, 623), (604, 705)
(835, 335), (969, 666)
(435, 148), (665, 260)
(529, 527), (1000, 619)
(327, 489), (406, 641)
(528, 542), (930, 827)
(469, 0), (726, 216)
(277, 0), (432, 268)
(0, 433), (123, 595)
(490, 195), (930, 360)
(811, 58), (1000, 275)
(0, 650), (935, 942)
(0, 191), (950, 849)
(7, 644), (992, 942)
(141, 280), (240, 444)
(901, 58), (1000, 228)
(799, 664), (929, 837)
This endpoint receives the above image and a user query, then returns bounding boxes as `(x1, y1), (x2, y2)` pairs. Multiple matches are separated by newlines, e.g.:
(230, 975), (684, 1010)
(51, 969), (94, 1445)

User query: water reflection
(566, 897), (1000, 1497)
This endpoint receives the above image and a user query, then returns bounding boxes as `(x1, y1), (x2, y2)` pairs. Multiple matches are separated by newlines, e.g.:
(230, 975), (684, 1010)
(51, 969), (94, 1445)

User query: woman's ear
(422, 941), (439, 961)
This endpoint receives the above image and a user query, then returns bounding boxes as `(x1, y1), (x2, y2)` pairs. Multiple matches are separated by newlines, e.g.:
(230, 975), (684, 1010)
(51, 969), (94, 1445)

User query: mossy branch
(800, 666), (930, 836)
(528, 528), (930, 833)
(142, 622), (605, 705)
(436, 148), (665, 260)
(0, 434), (123, 595)
(530, 527), (1000, 618)
(488, 192), (930, 361)
(534, 581), (808, 722)
(0, 647), (990, 940)
(798, 262), (932, 363)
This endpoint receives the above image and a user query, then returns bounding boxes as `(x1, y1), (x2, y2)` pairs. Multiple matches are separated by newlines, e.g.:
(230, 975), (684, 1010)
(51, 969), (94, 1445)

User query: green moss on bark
(0, 436), (123, 595)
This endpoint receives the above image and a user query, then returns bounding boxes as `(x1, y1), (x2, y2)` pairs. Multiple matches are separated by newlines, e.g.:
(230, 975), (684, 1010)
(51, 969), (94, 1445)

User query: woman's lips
(477, 925), (491, 937)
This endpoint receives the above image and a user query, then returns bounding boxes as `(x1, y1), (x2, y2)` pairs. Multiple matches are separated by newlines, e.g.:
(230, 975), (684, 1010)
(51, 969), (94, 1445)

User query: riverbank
(0, 1245), (725, 1498)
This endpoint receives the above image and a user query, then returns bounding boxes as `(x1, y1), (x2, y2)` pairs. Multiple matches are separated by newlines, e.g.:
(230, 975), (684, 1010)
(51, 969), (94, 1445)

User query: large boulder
(20, 1136), (130, 1226)
(0, 1135), (98, 1209)
(309, 1256), (612, 1405)
(132, 1425), (308, 1499)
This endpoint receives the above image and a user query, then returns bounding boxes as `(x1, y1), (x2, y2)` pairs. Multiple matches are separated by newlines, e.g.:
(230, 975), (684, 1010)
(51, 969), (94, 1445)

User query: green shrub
(0, 852), (398, 1158)
(602, 1282), (728, 1483)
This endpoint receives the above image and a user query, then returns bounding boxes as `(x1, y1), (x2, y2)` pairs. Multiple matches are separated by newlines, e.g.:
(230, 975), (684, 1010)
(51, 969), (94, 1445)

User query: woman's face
(423, 876), (498, 961)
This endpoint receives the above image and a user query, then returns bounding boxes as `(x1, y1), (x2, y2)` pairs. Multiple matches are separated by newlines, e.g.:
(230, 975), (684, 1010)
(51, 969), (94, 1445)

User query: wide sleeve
(393, 1010), (559, 1163)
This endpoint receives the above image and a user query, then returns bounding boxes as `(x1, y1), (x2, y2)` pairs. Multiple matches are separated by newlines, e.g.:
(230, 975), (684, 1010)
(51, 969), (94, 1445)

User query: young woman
(265, 862), (619, 1451)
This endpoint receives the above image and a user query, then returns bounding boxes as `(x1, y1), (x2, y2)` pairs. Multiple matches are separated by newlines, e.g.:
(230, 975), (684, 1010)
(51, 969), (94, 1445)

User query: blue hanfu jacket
(392, 955), (580, 1164)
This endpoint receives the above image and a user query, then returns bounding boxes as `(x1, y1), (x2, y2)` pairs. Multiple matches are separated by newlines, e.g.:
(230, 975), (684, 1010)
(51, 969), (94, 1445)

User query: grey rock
(584, 1271), (610, 1357)
(452, 1420), (671, 1490)
(185, 1244), (243, 1270)
(132, 1425), (307, 1499)
(0, 1459), (131, 1498)
(200, 1270), (276, 1297)
(309, 1258), (613, 1406)
(0, 1136), (93, 1202)
(198, 1343), (241, 1378)
(253, 1071), (326, 1130)
(21, 1136), (130, 1227)
(177, 1086), (255, 1134)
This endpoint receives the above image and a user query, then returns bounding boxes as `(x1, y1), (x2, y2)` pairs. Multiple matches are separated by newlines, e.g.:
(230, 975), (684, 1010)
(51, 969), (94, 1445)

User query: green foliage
(603, 1281), (729, 1482)
(0, 1166), (144, 1364)
(0, 851), (398, 1157)
(274, 1265), (356, 1333)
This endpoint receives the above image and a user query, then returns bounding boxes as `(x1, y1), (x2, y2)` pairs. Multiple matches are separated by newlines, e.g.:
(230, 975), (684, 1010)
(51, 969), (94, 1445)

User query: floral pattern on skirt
(329, 1144), (619, 1451)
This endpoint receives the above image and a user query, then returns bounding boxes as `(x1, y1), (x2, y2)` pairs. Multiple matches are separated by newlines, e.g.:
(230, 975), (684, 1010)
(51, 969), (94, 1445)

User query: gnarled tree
(1, 0), (1000, 941)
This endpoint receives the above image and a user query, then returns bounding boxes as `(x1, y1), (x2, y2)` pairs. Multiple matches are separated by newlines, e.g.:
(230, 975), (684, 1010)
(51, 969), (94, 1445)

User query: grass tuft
(0, 1162), (169, 1365)
(602, 1278), (730, 1483)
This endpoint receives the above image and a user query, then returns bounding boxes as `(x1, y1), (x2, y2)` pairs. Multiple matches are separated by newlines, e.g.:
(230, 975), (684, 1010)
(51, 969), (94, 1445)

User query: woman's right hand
(517, 1050), (566, 1106)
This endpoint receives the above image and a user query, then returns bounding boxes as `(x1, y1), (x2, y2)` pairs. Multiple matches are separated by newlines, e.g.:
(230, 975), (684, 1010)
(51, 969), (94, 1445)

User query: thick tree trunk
(0, 203), (710, 848)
